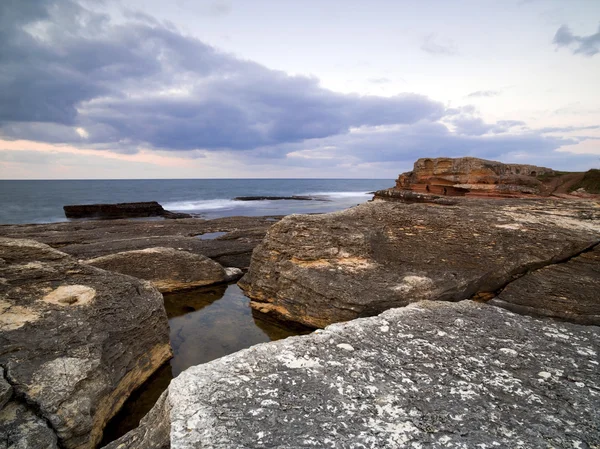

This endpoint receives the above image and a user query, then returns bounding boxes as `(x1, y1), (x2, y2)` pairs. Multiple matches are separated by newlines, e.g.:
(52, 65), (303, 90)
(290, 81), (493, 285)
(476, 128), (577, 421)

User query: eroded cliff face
(395, 157), (554, 197)
(239, 198), (600, 329)
(0, 238), (172, 449)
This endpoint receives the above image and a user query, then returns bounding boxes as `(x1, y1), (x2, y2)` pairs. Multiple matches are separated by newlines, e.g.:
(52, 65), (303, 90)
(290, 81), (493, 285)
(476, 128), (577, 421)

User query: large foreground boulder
(85, 247), (230, 292)
(490, 245), (600, 325)
(0, 238), (172, 449)
(239, 198), (600, 328)
(105, 301), (600, 449)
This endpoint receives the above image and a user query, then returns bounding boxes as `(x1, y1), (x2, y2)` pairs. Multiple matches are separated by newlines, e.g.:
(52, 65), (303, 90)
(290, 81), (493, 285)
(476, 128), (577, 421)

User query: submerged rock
(240, 198), (600, 328)
(105, 301), (600, 449)
(0, 238), (171, 449)
(86, 247), (228, 292)
(490, 245), (600, 325)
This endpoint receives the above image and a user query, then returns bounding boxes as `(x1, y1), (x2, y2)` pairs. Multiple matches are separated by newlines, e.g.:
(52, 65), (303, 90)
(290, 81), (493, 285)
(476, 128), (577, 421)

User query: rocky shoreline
(1, 157), (599, 448)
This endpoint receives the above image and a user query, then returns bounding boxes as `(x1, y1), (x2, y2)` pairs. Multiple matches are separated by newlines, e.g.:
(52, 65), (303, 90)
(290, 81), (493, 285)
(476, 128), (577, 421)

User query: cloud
(368, 77), (391, 84)
(0, 0), (444, 153)
(0, 0), (597, 177)
(421, 34), (457, 55)
(466, 90), (500, 98)
(553, 24), (600, 57)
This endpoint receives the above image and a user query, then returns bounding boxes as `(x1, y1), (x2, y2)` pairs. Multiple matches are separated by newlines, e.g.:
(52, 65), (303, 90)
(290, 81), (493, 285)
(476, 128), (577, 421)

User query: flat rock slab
(86, 247), (227, 293)
(240, 198), (600, 328)
(106, 301), (600, 449)
(490, 245), (600, 325)
(0, 238), (171, 449)
(0, 216), (279, 269)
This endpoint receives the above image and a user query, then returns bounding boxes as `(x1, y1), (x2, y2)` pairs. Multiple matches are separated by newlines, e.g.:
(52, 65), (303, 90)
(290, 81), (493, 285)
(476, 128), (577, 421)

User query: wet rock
(223, 267), (243, 282)
(86, 247), (227, 293)
(490, 245), (600, 325)
(0, 238), (171, 449)
(106, 301), (600, 449)
(240, 198), (600, 328)
(101, 392), (170, 449)
(63, 201), (193, 219)
(0, 216), (278, 270)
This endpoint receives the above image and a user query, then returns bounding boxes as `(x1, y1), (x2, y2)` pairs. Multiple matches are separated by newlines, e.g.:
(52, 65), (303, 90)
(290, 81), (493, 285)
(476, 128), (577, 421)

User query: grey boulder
(106, 301), (600, 449)
(85, 247), (228, 292)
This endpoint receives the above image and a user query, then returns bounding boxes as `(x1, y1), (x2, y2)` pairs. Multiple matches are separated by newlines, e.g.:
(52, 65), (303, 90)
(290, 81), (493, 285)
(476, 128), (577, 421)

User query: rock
(223, 267), (243, 283)
(63, 201), (192, 219)
(101, 392), (170, 449)
(489, 245), (600, 325)
(0, 367), (12, 410)
(239, 198), (600, 328)
(0, 215), (278, 270)
(0, 401), (59, 449)
(0, 238), (171, 449)
(86, 247), (227, 293)
(106, 301), (600, 449)
(391, 157), (554, 198)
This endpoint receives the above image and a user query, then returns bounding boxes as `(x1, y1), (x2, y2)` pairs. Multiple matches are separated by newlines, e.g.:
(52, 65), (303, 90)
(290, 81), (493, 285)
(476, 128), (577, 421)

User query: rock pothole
(42, 285), (96, 307)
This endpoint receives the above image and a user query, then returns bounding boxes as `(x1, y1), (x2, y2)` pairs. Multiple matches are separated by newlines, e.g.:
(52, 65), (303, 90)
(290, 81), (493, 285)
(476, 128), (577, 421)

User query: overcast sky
(0, 0), (599, 179)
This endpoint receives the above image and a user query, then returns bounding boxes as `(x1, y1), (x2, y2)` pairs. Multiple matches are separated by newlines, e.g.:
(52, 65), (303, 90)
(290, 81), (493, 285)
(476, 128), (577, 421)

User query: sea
(0, 179), (394, 225)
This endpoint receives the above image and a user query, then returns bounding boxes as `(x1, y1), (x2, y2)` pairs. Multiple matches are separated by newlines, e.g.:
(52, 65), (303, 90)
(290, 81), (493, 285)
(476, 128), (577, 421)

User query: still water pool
(101, 283), (309, 444)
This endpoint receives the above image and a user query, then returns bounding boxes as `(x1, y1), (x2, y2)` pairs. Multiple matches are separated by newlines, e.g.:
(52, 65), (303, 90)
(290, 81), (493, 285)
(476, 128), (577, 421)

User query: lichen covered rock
(0, 238), (172, 449)
(107, 301), (600, 448)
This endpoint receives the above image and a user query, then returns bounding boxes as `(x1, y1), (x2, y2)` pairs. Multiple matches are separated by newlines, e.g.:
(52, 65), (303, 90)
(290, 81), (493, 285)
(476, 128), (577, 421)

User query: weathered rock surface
(240, 198), (600, 328)
(63, 201), (193, 220)
(0, 238), (172, 449)
(490, 245), (600, 325)
(1, 401), (59, 449)
(105, 301), (600, 449)
(394, 157), (554, 197)
(0, 215), (279, 269)
(86, 247), (227, 293)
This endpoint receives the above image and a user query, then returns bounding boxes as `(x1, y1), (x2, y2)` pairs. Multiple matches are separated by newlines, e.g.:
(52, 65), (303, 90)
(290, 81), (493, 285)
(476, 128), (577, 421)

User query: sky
(0, 0), (599, 179)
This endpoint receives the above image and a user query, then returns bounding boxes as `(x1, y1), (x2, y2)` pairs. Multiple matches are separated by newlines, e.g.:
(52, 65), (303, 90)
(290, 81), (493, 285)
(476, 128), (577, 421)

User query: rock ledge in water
(105, 301), (600, 449)
(63, 201), (192, 219)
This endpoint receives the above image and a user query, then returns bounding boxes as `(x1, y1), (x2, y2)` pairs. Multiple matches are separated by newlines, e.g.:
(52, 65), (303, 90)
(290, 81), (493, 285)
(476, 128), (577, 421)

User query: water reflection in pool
(102, 283), (310, 444)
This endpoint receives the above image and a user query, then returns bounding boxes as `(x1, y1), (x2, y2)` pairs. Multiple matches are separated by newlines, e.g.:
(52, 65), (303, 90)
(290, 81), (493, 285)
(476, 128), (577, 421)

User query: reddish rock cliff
(395, 157), (554, 197)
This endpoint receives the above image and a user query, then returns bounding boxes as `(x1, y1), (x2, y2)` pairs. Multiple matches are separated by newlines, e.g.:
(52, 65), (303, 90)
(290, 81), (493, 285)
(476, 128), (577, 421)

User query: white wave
(304, 191), (372, 199)
(163, 199), (270, 211)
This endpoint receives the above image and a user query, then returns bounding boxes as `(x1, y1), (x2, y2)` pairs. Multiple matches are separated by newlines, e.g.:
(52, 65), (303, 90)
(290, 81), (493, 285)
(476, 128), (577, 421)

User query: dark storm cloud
(553, 24), (600, 57)
(0, 0), (444, 151)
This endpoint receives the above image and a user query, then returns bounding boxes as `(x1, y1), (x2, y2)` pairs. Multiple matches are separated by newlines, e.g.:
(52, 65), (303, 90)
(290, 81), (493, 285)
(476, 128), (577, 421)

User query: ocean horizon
(0, 178), (394, 225)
